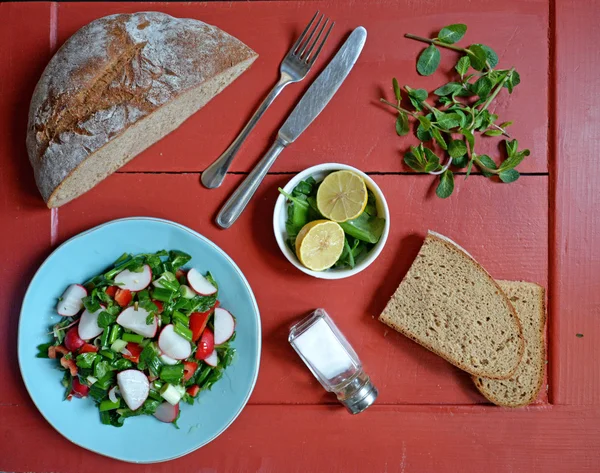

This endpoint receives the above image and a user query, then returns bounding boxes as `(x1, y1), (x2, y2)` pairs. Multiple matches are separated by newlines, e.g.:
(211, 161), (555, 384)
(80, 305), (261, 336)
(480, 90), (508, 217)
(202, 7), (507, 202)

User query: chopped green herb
(160, 364), (184, 385)
(76, 352), (98, 369)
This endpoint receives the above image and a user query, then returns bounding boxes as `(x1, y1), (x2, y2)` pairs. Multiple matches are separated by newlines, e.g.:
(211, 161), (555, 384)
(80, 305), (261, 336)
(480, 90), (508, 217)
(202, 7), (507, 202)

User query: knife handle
(216, 138), (287, 229)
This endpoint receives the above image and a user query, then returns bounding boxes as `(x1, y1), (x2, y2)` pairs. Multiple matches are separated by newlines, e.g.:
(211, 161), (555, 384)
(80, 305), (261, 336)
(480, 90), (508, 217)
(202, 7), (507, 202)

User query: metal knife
(215, 27), (368, 229)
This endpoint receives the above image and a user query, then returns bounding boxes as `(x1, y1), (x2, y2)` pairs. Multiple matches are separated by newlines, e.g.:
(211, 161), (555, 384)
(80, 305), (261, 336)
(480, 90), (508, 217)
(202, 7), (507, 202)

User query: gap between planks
(546, 0), (558, 406)
(49, 2), (59, 248)
(114, 171), (550, 176)
(0, 401), (552, 409)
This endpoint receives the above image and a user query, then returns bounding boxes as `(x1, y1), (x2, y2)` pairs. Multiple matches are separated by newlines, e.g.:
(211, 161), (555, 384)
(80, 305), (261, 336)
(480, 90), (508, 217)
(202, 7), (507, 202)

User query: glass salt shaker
(288, 308), (378, 414)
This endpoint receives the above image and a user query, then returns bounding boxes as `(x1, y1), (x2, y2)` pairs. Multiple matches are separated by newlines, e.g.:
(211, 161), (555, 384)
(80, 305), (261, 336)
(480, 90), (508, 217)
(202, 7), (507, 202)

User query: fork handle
(202, 76), (291, 189)
(215, 137), (287, 229)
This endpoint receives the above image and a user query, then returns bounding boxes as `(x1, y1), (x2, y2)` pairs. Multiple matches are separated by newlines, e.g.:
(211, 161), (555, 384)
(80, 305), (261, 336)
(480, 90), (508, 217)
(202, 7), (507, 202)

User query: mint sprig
(381, 23), (530, 198)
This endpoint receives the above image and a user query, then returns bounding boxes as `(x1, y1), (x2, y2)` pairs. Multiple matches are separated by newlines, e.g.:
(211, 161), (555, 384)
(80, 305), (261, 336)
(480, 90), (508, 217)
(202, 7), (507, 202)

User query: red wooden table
(1, 1), (599, 471)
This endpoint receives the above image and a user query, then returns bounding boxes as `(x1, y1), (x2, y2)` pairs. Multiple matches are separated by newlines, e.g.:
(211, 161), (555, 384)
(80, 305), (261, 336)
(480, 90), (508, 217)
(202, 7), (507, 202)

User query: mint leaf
(455, 56), (470, 76)
(438, 24), (467, 44)
(474, 44), (499, 68)
(423, 148), (441, 172)
(436, 170), (455, 198)
(404, 151), (424, 172)
(487, 70), (507, 88)
(417, 115), (432, 131)
(465, 159), (475, 178)
(462, 128), (475, 153)
(430, 127), (448, 150)
(417, 45), (440, 76)
(504, 70), (521, 93)
(484, 129), (503, 136)
(474, 110), (494, 131)
(499, 169), (520, 183)
(477, 155), (498, 177)
(406, 86), (428, 110)
(506, 139), (519, 157)
(452, 109), (468, 129)
(392, 78), (402, 101)
(406, 86), (428, 101)
(448, 139), (468, 158)
(434, 82), (463, 96)
(453, 155), (469, 168)
(435, 113), (462, 130)
(416, 124), (432, 141)
(471, 76), (493, 98)
(467, 44), (488, 71)
(395, 112), (410, 136)
(500, 148), (530, 171)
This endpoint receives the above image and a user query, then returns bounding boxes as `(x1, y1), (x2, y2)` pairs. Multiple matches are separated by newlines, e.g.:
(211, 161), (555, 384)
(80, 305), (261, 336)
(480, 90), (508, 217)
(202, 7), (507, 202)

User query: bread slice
(473, 281), (546, 407)
(27, 12), (258, 207)
(379, 231), (524, 379)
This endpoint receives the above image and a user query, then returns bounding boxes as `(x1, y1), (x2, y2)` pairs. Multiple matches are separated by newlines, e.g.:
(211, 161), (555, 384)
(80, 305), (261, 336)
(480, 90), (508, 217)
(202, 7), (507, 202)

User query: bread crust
(27, 12), (257, 206)
(472, 281), (546, 407)
(379, 231), (525, 379)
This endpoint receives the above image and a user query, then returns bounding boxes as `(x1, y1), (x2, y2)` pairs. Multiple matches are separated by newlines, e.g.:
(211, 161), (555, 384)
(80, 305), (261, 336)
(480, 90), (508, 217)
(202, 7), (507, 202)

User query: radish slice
(213, 308), (235, 345)
(108, 386), (120, 403)
(78, 306), (105, 340)
(159, 353), (179, 365)
(187, 268), (217, 296)
(117, 307), (157, 338)
(117, 370), (149, 411)
(153, 401), (179, 423)
(158, 325), (192, 360)
(56, 284), (87, 316)
(204, 349), (218, 367)
(114, 264), (152, 292)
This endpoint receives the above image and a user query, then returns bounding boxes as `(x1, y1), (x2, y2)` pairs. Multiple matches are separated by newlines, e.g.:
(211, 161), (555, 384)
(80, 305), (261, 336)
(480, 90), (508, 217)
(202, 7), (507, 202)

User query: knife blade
(278, 26), (367, 144)
(216, 26), (368, 229)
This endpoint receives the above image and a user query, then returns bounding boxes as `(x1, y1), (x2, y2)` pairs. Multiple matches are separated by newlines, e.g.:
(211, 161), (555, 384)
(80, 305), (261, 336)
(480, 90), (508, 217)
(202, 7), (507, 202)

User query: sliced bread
(473, 281), (546, 407)
(379, 231), (524, 379)
(27, 12), (258, 207)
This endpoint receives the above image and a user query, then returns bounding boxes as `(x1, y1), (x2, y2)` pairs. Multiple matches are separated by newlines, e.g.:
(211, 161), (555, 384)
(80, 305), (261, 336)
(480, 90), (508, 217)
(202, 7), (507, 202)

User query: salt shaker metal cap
(288, 308), (378, 414)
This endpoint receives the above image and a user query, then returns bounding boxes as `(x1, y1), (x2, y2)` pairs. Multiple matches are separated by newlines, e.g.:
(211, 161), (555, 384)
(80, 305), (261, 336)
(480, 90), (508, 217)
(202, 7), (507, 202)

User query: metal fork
(201, 11), (334, 189)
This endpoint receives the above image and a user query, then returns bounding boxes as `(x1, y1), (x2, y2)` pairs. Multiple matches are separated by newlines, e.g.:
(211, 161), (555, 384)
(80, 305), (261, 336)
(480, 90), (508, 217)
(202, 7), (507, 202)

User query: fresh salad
(278, 170), (386, 271)
(37, 250), (236, 427)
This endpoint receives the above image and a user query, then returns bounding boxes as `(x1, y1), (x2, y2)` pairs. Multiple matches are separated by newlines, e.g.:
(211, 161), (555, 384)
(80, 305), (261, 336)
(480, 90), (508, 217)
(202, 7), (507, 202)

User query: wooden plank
(54, 0), (549, 174)
(0, 2), (53, 405)
(55, 173), (548, 405)
(552, 0), (600, 405)
(0, 403), (598, 472)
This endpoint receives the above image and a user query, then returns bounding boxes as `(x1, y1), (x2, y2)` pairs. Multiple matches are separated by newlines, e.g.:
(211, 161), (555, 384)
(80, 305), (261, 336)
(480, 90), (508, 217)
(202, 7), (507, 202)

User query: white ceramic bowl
(273, 163), (390, 279)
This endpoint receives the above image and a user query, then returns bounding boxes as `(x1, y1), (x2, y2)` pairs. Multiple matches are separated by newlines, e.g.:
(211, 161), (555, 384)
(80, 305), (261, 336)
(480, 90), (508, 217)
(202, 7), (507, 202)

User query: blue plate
(18, 217), (261, 463)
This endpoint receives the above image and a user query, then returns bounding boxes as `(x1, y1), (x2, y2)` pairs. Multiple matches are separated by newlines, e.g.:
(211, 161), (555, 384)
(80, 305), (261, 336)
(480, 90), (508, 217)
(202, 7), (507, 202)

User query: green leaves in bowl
(278, 175), (385, 270)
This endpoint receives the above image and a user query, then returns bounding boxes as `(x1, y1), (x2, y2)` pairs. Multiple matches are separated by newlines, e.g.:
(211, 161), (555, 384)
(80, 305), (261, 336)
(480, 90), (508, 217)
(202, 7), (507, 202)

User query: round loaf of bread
(27, 11), (258, 207)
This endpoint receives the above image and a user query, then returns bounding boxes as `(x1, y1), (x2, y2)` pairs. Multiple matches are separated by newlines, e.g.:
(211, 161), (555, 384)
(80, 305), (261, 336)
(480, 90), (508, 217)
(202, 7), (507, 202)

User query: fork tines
(292, 11), (334, 65)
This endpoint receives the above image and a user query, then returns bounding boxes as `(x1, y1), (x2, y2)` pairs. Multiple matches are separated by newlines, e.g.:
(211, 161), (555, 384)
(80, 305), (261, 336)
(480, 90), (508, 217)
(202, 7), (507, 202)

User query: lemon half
(316, 170), (368, 222)
(295, 220), (345, 271)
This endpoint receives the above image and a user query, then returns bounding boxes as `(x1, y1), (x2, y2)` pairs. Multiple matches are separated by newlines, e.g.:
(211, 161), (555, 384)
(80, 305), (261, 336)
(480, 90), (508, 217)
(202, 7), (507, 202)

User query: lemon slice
(316, 170), (368, 222)
(295, 220), (345, 271)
